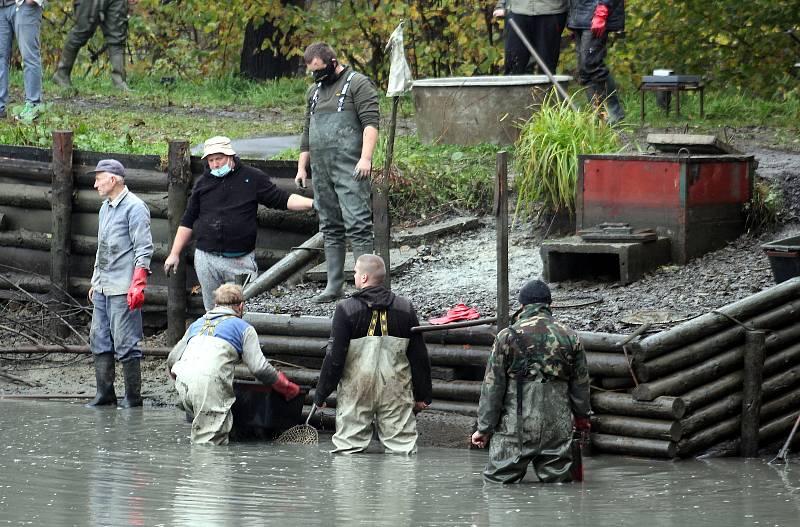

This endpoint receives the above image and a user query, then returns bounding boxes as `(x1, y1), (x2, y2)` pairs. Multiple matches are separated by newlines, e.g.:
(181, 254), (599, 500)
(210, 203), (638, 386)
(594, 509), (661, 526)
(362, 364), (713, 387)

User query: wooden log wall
(0, 141), (318, 335)
(624, 277), (800, 458)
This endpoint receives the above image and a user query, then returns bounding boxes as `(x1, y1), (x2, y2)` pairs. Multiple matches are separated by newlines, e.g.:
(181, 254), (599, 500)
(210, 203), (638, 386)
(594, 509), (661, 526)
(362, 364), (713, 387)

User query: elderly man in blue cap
(87, 159), (153, 408)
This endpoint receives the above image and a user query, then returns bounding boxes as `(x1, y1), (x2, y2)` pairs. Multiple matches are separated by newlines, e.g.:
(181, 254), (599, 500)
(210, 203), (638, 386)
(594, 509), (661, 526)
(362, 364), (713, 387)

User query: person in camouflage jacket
(471, 279), (591, 483)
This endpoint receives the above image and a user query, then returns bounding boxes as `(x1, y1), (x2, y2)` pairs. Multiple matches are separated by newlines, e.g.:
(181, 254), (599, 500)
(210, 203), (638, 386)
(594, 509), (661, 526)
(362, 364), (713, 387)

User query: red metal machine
(577, 153), (755, 264)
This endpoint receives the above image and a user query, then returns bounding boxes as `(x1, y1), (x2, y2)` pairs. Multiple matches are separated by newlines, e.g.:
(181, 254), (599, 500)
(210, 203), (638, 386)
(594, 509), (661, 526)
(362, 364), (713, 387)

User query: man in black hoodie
(163, 136), (314, 310)
(315, 254), (432, 454)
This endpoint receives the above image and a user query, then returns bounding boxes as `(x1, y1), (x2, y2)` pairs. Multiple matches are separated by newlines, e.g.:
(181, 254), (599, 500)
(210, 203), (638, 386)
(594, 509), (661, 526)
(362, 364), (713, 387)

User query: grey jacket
(495, 0), (567, 16)
(91, 188), (153, 296)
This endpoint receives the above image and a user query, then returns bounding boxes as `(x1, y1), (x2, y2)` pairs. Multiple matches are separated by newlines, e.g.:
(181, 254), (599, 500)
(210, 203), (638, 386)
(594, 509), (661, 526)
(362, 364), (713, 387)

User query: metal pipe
(507, 18), (576, 110)
(243, 232), (324, 300)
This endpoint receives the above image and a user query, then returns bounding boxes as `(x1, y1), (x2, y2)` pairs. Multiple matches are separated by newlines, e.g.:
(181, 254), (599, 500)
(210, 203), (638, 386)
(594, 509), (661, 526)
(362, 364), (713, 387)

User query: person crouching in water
(314, 254), (432, 454)
(167, 284), (300, 445)
(471, 279), (591, 482)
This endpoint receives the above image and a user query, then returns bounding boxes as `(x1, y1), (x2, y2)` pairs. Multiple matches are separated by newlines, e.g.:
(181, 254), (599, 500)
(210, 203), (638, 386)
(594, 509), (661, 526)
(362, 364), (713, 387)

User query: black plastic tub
(762, 235), (800, 283)
(230, 379), (305, 440)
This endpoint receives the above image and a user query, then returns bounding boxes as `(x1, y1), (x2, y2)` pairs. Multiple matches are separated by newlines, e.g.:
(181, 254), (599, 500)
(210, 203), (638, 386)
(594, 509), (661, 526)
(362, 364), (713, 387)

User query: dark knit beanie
(518, 279), (551, 306)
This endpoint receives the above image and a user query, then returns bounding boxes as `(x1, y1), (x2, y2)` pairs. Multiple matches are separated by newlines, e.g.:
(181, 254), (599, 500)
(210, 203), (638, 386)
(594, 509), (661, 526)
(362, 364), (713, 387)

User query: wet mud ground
(250, 145), (800, 334)
(1, 400), (799, 526)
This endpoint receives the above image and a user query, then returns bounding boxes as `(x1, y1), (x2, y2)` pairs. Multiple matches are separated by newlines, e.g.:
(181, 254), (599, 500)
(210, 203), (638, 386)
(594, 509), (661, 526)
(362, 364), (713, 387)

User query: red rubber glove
(272, 371), (301, 401)
(591, 3), (609, 38)
(575, 416), (592, 432)
(127, 267), (149, 310)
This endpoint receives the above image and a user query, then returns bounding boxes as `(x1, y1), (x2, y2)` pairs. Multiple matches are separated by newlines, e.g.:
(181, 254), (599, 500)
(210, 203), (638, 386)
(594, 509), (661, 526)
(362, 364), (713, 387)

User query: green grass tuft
(513, 92), (623, 219)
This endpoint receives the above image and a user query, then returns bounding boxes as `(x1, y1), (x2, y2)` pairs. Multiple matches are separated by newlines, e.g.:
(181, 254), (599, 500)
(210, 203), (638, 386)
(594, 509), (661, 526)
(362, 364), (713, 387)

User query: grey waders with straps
(309, 71), (374, 303)
(332, 309), (417, 454)
(172, 313), (240, 445)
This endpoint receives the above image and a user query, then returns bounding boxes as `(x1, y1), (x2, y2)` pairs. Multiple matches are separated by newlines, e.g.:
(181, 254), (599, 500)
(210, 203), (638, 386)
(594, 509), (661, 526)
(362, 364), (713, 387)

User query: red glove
(127, 267), (149, 310)
(591, 3), (609, 38)
(575, 416), (592, 431)
(272, 372), (301, 401)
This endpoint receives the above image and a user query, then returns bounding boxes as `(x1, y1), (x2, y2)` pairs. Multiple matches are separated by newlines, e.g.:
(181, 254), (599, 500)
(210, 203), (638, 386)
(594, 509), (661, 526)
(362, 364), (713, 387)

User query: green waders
(332, 310), (417, 454)
(309, 73), (374, 303)
(53, 0), (130, 89)
(483, 378), (575, 483)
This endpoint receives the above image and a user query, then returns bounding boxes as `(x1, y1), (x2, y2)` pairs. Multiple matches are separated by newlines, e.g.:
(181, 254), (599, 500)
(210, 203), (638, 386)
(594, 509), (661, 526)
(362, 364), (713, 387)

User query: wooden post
(495, 151), (509, 330)
(741, 330), (766, 457)
(51, 131), (73, 336)
(374, 96), (399, 289)
(167, 140), (191, 345)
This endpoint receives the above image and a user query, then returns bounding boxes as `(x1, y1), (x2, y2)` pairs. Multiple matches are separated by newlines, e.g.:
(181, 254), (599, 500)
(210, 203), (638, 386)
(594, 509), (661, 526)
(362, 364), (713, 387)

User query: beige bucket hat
(202, 136), (236, 159)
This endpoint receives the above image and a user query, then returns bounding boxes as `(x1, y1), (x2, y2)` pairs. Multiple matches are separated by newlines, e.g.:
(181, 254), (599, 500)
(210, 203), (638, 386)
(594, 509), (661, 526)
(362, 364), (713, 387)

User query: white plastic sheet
(385, 21), (413, 97)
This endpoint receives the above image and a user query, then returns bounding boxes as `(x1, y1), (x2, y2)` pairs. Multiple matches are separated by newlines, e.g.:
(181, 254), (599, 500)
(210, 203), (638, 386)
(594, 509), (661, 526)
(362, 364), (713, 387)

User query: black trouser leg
(504, 12), (566, 75)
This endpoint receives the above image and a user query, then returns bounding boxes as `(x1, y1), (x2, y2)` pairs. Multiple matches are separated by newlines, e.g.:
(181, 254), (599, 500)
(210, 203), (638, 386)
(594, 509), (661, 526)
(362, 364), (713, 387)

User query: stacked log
(625, 277), (800, 458)
(239, 279), (800, 459)
(0, 143), (316, 334)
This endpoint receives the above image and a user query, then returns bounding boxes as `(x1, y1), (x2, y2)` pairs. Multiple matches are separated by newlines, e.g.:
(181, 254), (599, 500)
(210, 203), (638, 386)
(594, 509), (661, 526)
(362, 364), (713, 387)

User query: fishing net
(275, 405), (319, 445)
(275, 423), (319, 445)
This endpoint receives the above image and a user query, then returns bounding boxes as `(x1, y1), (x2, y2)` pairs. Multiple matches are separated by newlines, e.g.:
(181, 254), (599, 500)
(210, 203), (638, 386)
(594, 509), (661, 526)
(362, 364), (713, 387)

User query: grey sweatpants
(194, 249), (258, 310)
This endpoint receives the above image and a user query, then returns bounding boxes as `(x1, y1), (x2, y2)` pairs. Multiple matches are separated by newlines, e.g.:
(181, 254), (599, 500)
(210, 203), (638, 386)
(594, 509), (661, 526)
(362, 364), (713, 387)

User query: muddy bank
(250, 143), (800, 334)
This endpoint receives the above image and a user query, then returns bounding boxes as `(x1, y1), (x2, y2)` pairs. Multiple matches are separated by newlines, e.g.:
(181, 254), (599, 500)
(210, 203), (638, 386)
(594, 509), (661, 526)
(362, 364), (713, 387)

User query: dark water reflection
(1, 400), (799, 526)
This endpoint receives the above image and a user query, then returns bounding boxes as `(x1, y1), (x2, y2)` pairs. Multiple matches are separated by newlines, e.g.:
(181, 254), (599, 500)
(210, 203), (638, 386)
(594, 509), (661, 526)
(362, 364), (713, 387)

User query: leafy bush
(745, 178), (785, 231)
(513, 92), (623, 218)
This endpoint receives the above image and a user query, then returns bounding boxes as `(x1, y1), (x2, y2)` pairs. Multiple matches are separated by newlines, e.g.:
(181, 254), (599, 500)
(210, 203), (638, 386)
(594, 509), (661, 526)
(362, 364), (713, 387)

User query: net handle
(306, 403), (317, 426)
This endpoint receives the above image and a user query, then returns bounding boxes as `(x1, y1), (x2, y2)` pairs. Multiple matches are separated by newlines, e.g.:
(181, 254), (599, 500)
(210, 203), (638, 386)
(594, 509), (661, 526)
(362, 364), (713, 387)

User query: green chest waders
(172, 315), (240, 445)
(308, 72), (373, 251)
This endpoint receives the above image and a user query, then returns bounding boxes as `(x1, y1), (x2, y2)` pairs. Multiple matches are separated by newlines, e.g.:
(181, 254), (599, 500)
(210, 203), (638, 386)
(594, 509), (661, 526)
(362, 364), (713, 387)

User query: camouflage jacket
(476, 304), (591, 434)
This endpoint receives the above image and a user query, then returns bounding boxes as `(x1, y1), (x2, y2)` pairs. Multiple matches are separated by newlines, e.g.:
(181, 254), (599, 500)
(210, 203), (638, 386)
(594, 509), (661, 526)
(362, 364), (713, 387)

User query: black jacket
(315, 286), (433, 405)
(180, 158), (290, 253)
(567, 0), (624, 32)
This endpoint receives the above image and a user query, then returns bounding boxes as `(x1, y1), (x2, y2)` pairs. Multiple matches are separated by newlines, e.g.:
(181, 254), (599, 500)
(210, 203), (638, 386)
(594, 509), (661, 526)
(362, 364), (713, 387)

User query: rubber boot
(604, 75), (625, 125)
(108, 46), (131, 92)
(86, 353), (117, 407)
(118, 358), (143, 408)
(52, 45), (79, 89)
(312, 245), (346, 303)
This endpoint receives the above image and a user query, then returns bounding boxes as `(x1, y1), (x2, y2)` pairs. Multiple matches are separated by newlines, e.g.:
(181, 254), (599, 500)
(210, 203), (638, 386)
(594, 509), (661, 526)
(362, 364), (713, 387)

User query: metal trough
(412, 74), (572, 146)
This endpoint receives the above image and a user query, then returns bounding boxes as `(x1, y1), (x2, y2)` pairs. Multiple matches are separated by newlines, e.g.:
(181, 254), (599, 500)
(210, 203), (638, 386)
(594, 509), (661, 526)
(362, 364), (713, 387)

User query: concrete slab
(392, 216), (481, 247)
(541, 236), (671, 285)
(305, 247), (419, 282)
(192, 135), (300, 160)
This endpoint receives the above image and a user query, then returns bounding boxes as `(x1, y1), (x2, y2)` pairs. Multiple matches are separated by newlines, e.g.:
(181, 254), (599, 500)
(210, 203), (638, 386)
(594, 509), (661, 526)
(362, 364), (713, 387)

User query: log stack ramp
(237, 277), (800, 459)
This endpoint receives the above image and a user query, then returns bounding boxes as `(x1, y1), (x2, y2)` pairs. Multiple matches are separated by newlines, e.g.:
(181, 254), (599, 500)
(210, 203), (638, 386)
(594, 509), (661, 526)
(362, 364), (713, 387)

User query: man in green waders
(52, 0), (134, 91)
(295, 42), (379, 303)
(471, 279), (592, 483)
(314, 255), (432, 454)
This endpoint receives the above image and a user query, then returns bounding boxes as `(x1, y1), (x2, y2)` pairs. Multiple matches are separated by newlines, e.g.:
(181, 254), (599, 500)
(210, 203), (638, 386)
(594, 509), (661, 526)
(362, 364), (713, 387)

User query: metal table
(638, 80), (704, 121)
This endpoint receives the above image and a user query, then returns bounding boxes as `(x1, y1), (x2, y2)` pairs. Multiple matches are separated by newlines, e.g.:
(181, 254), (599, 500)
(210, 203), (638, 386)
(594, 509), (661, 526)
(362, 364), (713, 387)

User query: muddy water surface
(1, 400), (799, 526)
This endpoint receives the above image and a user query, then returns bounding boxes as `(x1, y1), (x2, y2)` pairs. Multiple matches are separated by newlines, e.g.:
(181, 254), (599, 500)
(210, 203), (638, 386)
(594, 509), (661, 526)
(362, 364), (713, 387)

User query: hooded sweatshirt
(315, 285), (432, 405)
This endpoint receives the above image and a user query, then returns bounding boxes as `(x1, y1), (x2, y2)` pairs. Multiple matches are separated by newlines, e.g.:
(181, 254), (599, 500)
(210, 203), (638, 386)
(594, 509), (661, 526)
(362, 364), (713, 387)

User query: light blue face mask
(210, 163), (231, 178)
